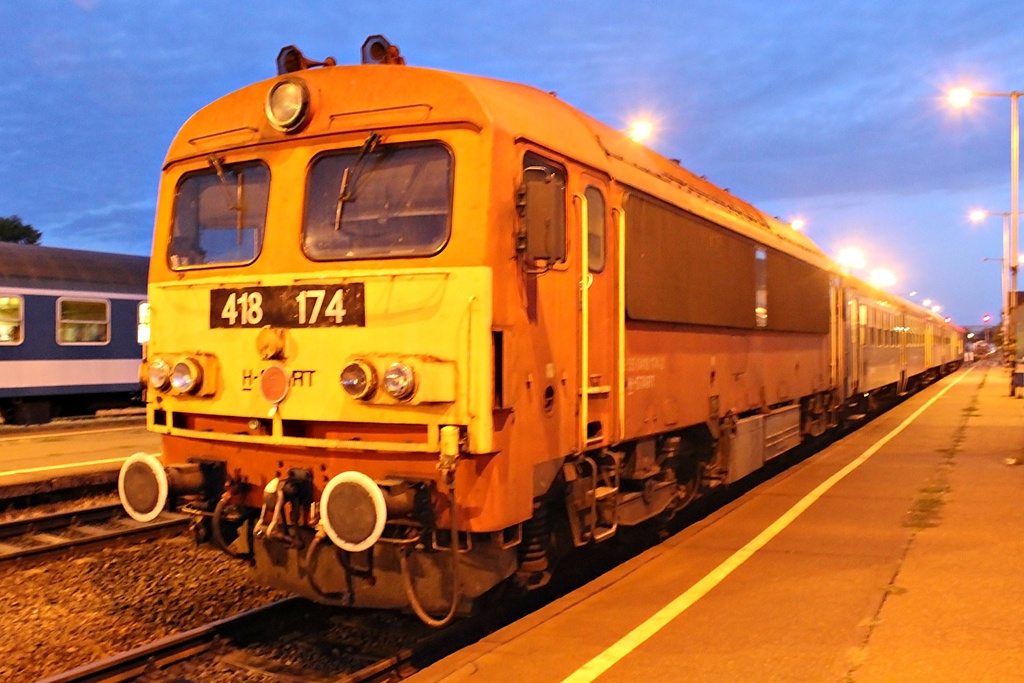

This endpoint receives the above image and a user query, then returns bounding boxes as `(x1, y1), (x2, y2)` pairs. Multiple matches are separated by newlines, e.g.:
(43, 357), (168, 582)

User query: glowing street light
(790, 218), (806, 231)
(948, 87), (974, 109)
(950, 85), (1023, 357)
(626, 120), (653, 143)
(836, 247), (866, 273)
(868, 268), (896, 289)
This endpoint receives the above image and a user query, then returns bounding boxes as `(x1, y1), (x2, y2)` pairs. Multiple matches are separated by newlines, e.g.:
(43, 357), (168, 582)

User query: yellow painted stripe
(0, 426), (144, 442)
(563, 368), (973, 683)
(0, 457), (128, 478)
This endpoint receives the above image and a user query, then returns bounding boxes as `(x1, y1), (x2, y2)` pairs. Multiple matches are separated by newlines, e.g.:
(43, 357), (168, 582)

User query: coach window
(57, 298), (109, 345)
(170, 160), (269, 269)
(0, 295), (22, 344)
(754, 248), (767, 327)
(585, 186), (606, 272)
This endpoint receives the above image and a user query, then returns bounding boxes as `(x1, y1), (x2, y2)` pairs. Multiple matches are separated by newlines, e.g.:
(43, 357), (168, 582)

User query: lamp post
(971, 210), (1022, 352)
(950, 88), (1022, 358)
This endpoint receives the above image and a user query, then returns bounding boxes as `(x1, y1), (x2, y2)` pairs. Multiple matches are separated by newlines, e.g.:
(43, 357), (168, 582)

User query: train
(0, 242), (149, 424)
(117, 36), (963, 626)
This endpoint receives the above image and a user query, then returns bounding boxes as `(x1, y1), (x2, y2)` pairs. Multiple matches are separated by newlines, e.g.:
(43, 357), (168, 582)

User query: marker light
(341, 360), (377, 400)
(147, 358), (171, 392)
(265, 77), (310, 132)
(383, 362), (416, 401)
(170, 357), (203, 394)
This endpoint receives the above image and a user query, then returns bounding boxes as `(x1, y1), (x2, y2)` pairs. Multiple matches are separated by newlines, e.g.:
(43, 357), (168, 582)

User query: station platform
(413, 360), (1024, 682)
(0, 417), (157, 497)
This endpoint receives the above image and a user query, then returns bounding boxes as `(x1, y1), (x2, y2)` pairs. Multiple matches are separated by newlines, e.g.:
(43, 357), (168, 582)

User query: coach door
(846, 297), (864, 393)
(578, 178), (615, 450)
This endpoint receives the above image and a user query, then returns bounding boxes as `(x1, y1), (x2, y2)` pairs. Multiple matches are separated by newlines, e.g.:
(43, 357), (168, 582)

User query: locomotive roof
(0, 242), (149, 294)
(165, 63), (830, 269)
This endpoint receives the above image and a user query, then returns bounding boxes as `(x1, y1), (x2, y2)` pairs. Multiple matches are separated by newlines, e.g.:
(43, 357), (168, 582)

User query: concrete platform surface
(0, 419), (158, 492)
(412, 361), (1024, 682)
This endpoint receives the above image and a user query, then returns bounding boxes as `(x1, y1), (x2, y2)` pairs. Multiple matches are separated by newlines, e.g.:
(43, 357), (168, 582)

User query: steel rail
(36, 598), (301, 683)
(0, 504), (188, 561)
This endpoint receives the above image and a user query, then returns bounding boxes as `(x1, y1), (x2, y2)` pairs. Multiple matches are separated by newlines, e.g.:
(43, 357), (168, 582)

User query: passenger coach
(0, 242), (149, 424)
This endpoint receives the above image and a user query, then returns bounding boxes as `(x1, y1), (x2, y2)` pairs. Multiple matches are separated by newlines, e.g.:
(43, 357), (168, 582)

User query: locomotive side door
(518, 151), (580, 460)
(577, 176), (615, 450)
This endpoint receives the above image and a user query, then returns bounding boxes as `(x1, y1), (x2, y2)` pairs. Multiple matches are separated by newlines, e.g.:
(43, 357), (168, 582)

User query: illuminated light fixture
(340, 360), (377, 400)
(790, 218), (806, 231)
(969, 209), (988, 222)
(869, 268), (896, 289)
(836, 247), (866, 273)
(170, 357), (203, 394)
(923, 299), (932, 307)
(383, 362), (416, 401)
(931, 305), (942, 313)
(948, 87), (974, 108)
(627, 120), (653, 143)
(265, 77), (311, 132)
(147, 358), (171, 392)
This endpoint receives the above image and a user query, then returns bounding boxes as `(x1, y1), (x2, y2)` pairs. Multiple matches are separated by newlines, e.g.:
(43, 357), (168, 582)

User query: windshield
(169, 160), (269, 269)
(303, 143), (452, 260)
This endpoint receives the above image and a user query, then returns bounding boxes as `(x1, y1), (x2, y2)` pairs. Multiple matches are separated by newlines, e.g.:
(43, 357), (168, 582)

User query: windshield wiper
(207, 154), (245, 244)
(334, 132), (381, 231)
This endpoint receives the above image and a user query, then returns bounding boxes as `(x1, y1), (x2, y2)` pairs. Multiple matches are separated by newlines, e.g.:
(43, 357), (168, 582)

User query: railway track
(36, 596), (440, 683)
(0, 502), (188, 562)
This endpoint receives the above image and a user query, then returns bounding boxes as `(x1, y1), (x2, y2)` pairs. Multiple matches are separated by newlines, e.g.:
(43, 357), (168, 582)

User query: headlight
(265, 77), (310, 132)
(147, 358), (171, 392)
(383, 362), (416, 401)
(170, 357), (203, 395)
(340, 360), (377, 400)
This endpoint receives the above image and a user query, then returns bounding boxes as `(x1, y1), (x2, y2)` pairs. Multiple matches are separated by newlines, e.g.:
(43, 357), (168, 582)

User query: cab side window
(585, 186), (606, 272)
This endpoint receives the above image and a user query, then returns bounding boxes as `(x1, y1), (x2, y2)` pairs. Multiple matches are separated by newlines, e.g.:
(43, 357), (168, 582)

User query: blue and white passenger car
(0, 242), (149, 423)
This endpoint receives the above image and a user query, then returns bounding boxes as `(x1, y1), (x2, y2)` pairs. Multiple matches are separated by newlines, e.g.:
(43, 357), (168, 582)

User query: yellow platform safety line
(0, 457), (127, 479)
(0, 426), (144, 442)
(562, 366), (974, 683)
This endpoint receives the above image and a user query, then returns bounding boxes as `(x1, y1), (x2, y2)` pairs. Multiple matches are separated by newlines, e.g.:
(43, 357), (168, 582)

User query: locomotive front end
(118, 44), (519, 623)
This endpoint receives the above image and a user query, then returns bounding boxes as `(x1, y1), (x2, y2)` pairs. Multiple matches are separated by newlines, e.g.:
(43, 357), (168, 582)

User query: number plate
(210, 284), (365, 328)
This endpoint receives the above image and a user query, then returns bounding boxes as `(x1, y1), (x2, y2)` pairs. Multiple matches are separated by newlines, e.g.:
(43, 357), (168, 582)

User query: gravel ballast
(1, 535), (287, 682)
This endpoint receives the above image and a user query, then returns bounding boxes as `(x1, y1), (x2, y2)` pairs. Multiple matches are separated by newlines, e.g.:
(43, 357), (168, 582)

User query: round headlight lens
(382, 362), (416, 401)
(340, 360), (377, 400)
(147, 359), (171, 392)
(170, 358), (202, 395)
(265, 78), (310, 132)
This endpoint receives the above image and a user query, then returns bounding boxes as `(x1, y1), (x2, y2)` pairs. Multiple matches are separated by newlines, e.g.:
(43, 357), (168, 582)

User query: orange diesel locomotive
(119, 37), (962, 625)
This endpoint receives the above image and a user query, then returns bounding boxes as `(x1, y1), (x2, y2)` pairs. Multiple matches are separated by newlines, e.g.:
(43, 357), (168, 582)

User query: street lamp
(836, 247), (866, 273)
(966, 208), (1024, 356)
(626, 120), (653, 143)
(950, 87), (1022, 357)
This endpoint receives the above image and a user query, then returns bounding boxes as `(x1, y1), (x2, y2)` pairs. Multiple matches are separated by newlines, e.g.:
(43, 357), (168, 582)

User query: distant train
(118, 37), (963, 626)
(0, 242), (149, 424)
